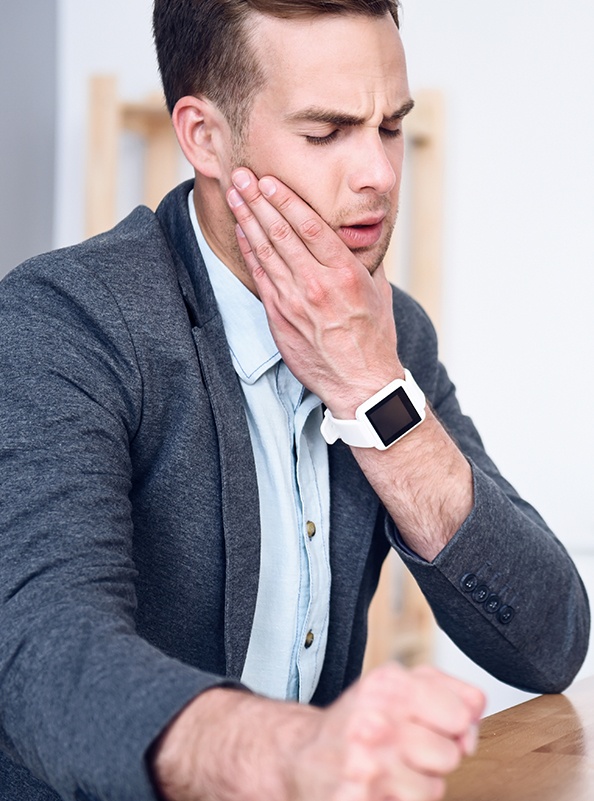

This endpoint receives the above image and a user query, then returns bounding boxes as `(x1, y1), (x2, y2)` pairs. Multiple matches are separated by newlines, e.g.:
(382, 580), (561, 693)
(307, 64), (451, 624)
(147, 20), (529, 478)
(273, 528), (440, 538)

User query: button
(472, 585), (489, 604)
(306, 521), (316, 539)
(460, 573), (478, 593)
(497, 605), (515, 625)
(484, 594), (501, 614)
(304, 630), (315, 649)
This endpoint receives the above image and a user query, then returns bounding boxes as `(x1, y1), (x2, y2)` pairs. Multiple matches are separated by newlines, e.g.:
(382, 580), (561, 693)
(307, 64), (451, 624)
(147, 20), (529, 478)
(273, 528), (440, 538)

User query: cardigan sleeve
(388, 289), (590, 694)
(0, 254), (240, 801)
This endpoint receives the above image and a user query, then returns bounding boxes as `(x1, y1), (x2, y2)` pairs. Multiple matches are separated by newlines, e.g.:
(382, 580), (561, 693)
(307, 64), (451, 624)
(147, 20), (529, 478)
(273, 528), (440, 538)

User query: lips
(337, 215), (386, 249)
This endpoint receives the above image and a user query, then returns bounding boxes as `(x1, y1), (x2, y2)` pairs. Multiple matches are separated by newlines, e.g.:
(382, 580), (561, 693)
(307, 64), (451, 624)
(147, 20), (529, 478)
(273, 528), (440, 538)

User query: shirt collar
(188, 191), (281, 384)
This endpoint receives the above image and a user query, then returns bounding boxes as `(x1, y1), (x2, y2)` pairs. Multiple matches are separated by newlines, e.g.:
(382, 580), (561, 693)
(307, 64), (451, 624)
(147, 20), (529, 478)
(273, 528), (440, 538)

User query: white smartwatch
(320, 369), (426, 450)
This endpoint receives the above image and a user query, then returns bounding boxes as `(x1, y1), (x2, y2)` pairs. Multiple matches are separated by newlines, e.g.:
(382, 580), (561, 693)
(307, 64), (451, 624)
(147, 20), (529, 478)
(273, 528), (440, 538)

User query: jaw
(192, 177), (260, 293)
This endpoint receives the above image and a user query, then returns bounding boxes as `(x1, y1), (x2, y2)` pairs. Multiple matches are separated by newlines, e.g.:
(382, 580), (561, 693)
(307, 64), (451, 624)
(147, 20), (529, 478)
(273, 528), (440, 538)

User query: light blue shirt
(188, 193), (331, 703)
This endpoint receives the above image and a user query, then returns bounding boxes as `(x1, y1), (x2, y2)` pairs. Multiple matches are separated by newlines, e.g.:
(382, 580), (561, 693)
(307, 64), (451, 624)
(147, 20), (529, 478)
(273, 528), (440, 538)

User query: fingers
(357, 664), (479, 734)
(227, 168), (354, 279)
(348, 703), (462, 777)
(398, 722), (463, 775)
(410, 665), (486, 734)
(228, 180), (307, 282)
(290, 663), (482, 801)
(349, 663), (484, 772)
(346, 664), (482, 799)
(340, 713), (451, 801)
(317, 720), (447, 801)
(342, 737), (446, 801)
(228, 168), (323, 308)
(412, 664), (485, 711)
(233, 223), (268, 290)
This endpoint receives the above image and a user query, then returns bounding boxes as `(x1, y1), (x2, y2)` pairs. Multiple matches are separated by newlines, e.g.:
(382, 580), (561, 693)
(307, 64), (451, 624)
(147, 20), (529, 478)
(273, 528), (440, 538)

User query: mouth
(337, 215), (386, 249)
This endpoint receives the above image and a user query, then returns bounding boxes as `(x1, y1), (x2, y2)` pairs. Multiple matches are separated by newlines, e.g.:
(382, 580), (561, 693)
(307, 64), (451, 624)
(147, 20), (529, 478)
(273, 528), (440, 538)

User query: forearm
(352, 407), (473, 561)
(152, 688), (319, 801)
(394, 461), (590, 693)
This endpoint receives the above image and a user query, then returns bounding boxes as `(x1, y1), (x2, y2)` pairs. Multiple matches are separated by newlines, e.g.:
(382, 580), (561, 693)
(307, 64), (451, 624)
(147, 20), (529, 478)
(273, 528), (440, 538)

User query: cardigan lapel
(313, 440), (382, 703)
(192, 323), (262, 680)
(156, 183), (261, 680)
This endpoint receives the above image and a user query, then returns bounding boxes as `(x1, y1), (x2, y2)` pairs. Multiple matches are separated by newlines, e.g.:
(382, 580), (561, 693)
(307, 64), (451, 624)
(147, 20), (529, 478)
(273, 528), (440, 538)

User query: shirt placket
(276, 365), (330, 704)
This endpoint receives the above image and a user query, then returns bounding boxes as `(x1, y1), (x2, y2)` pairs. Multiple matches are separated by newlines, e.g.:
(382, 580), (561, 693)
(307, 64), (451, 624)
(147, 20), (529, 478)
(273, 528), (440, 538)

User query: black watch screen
(365, 386), (422, 448)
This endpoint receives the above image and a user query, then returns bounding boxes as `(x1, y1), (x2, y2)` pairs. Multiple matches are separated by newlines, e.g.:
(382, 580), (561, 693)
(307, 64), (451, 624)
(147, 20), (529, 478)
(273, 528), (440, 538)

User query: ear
(172, 95), (231, 180)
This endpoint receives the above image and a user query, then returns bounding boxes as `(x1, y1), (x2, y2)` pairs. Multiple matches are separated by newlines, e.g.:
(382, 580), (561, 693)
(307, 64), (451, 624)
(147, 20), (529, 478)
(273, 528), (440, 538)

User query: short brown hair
(153, 0), (400, 134)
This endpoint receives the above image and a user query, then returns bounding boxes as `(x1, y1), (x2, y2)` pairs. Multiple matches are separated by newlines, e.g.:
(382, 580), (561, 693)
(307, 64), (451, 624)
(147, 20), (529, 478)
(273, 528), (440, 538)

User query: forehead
(249, 12), (409, 120)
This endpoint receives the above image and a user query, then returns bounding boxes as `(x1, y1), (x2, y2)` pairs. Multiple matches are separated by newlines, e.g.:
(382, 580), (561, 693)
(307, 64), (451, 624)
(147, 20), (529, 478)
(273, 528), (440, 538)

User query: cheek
(259, 154), (336, 214)
(282, 156), (343, 220)
(243, 130), (343, 221)
(391, 170), (402, 199)
(241, 127), (293, 176)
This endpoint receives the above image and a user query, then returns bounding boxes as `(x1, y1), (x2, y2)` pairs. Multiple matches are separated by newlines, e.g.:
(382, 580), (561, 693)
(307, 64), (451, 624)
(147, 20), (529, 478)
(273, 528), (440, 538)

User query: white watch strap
(320, 409), (377, 447)
(320, 369), (425, 448)
(396, 369), (425, 409)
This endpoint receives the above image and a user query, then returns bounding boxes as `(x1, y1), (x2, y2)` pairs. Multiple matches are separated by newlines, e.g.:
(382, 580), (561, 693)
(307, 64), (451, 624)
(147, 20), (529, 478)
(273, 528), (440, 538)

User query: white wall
(402, 0), (594, 556)
(53, 0), (594, 714)
(54, 0), (160, 248)
(0, 2), (57, 277)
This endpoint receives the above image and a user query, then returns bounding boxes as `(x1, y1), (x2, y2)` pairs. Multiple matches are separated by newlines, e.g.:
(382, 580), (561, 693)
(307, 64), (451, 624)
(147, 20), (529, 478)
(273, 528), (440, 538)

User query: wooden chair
(85, 75), (181, 238)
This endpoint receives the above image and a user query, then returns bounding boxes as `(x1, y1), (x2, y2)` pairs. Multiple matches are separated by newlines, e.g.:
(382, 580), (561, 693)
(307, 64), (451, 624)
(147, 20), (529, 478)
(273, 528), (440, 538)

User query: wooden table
(444, 676), (594, 800)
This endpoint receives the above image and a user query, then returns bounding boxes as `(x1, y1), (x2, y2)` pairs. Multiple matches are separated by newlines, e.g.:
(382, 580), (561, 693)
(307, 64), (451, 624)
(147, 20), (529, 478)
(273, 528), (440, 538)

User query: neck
(192, 177), (258, 296)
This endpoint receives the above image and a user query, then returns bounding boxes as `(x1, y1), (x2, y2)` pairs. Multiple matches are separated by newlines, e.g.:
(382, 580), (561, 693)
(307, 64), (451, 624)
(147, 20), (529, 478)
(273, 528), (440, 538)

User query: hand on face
(227, 167), (403, 417)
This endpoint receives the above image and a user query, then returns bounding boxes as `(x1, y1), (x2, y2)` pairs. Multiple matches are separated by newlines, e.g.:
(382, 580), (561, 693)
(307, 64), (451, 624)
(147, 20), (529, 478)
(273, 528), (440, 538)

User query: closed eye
(305, 126), (402, 146)
(380, 127), (402, 139)
(305, 130), (340, 146)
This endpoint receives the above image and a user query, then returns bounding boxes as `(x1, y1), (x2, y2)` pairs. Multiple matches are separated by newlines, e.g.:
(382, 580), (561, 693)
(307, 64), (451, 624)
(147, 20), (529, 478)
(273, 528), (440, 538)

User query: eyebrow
(284, 98), (415, 127)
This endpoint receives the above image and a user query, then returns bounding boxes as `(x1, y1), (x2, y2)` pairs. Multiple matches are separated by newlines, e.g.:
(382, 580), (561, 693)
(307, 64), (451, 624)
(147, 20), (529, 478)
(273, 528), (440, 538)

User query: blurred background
(2, 0), (593, 715)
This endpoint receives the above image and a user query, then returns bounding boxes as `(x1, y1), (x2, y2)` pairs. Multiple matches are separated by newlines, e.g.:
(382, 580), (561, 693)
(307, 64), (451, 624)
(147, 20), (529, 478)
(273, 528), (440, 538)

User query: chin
(353, 241), (391, 275)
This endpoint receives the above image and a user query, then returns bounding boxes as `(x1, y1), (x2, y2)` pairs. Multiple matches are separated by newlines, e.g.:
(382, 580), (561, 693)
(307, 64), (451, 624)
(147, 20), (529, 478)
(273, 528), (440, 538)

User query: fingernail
(228, 188), (244, 208)
(236, 224), (246, 238)
(232, 169), (250, 189)
(259, 177), (276, 197)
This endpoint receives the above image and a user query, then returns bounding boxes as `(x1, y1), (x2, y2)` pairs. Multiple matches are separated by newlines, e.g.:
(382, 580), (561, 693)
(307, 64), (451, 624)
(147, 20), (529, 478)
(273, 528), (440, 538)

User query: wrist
(152, 688), (258, 801)
(353, 408), (474, 560)
(321, 369), (425, 451)
(151, 687), (321, 801)
(325, 367), (406, 420)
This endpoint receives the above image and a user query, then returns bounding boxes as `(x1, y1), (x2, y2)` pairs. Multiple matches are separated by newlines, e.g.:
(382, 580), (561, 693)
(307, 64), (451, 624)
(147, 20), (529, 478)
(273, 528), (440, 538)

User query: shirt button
(306, 521), (316, 539)
(304, 630), (315, 649)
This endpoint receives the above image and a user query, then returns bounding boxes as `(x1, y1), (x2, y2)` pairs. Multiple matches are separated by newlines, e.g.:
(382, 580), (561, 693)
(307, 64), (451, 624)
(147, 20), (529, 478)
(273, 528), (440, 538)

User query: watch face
(365, 386), (422, 447)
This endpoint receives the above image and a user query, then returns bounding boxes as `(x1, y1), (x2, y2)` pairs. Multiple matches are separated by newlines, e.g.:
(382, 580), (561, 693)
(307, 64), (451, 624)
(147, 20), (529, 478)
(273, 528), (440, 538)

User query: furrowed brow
(284, 98), (415, 127)
(383, 98), (415, 123)
(284, 108), (365, 127)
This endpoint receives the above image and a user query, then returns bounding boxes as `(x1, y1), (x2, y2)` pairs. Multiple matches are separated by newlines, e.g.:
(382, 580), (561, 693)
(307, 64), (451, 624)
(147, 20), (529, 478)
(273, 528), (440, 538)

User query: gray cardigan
(0, 182), (589, 800)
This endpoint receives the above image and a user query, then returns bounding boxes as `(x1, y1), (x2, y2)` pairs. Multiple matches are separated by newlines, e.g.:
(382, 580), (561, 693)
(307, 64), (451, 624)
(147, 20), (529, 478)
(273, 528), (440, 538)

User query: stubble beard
(343, 205), (397, 275)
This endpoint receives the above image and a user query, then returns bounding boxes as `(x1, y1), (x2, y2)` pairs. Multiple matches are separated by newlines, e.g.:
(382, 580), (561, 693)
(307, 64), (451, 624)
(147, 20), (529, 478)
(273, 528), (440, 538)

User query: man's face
(229, 11), (411, 275)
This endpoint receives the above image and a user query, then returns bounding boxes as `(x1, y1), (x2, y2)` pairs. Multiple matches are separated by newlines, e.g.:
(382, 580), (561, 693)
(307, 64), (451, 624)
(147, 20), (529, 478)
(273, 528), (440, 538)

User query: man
(0, 1), (588, 800)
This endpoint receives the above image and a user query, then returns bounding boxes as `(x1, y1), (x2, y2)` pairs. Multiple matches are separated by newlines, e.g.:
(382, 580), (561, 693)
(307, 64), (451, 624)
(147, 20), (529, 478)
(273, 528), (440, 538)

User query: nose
(347, 131), (398, 196)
